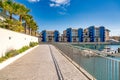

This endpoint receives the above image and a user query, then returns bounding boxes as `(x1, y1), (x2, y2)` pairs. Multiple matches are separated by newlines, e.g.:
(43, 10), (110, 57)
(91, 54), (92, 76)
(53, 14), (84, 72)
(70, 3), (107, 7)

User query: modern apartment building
(40, 26), (110, 42)
(110, 36), (120, 42)
(84, 26), (110, 42)
(41, 30), (59, 42)
(62, 28), (83, 42)
(62, 26), (110, 42)
(105, 29), (110, 41)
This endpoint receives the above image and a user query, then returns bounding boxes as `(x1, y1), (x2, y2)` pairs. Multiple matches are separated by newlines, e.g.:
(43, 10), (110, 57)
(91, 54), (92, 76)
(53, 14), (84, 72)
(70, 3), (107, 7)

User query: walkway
(0, 44), (88, 80)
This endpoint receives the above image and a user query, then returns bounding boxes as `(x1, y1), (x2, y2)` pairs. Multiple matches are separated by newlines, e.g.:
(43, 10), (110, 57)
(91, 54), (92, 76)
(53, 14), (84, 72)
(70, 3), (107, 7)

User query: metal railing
(52, 42), (120, 80)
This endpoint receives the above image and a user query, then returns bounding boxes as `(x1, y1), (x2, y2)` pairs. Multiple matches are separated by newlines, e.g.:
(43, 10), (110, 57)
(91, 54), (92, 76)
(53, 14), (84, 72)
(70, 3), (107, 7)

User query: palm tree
(5, 0), (14, 19)
(28, 19), (35, 35)
(23, 14), (33, 34)
(0, 0), (14, 19)
(0, 0), (2, 8)
(34, 25), (39, 36)
(23, 15), (38, 36)
(4, 19), (24, 32)
(15, 3), (30, 22)
(0, 0), (38, 35)
(31, 21), (38, 36)
(0, 0), (8, 14)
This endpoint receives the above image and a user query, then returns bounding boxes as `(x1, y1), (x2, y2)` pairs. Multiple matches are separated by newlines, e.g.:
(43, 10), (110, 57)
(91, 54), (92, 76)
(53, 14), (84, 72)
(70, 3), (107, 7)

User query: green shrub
(18, 46), (30, 53)
(0, 43), (38, 63)
(0, 57), (6, 63)
(29, 42), (38, 47)
(6, 50), (19, 58)
(0, 46), (29, 63)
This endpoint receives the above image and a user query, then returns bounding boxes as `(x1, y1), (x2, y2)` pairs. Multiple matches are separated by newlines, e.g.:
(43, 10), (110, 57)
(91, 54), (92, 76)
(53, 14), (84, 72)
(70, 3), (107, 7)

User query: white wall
(0, 28), (38, 57)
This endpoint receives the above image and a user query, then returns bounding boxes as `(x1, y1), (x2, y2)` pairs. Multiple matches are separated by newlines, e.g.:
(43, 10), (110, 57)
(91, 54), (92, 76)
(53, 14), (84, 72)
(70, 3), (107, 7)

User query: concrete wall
(0, 28), (38, 57)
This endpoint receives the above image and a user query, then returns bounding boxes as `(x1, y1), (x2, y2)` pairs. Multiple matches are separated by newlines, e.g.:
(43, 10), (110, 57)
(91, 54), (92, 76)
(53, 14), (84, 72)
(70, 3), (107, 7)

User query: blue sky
(15, 0), (120, 36)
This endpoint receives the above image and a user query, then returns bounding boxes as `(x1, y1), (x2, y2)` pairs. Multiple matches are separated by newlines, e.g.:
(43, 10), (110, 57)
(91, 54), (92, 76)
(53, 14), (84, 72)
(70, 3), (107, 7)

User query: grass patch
(29, 42), (38, 47)
(0, 42), (38, 63)
(18, 46), (30, 53)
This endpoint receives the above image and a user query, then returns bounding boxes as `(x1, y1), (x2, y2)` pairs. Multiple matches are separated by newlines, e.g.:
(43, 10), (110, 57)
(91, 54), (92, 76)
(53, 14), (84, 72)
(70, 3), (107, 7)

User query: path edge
(53, 45), (96, 80)
(0, 45), (39, 70)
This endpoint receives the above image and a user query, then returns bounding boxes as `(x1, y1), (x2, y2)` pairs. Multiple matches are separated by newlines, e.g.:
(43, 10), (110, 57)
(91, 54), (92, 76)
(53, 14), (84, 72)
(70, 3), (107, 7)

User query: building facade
(110, 36), (120, 42)
(78, 28), (83, 42)
(0, 8), (8, 21)
(62, 26), (110, 42)
(105, 29), (110, 41)
(40, 26), (110, 42)
(84, 26), (110, 42)
(41, 30), (59, 42)
(62, 28), (83, 42)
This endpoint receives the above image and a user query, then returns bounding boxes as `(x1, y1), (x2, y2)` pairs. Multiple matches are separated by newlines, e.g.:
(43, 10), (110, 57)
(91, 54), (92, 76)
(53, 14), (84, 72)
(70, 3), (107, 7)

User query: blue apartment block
(88, 26), (95, 42)
(66, 28), (72, 42)
(99, 26), (105, 42)
(54, 30), (59, 42)
(41, 30), (47, 42)
(41, 30), (59, 42)
(41, 26), (109, 42)
(78, 28), (83, 42)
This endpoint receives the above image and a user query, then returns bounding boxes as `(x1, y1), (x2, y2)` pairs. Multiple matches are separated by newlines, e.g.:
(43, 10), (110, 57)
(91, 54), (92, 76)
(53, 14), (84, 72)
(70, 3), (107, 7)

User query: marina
(53, 43), (120, 80)
(0, 0), (120, 80)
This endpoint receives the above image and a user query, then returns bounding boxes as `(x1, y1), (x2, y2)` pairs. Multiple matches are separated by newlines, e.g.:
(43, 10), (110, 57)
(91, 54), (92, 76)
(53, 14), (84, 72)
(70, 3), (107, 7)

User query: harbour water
(72, 44), (120, 51)
(71, 44), (120, 80)
(73, 55), (119, 80)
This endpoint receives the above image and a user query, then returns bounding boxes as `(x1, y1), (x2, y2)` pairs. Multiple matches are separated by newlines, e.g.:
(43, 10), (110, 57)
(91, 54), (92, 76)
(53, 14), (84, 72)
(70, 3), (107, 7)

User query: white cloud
(28, 0), (40, 2)
(50, 0), (70, 7)
(50, 3), (60, 7)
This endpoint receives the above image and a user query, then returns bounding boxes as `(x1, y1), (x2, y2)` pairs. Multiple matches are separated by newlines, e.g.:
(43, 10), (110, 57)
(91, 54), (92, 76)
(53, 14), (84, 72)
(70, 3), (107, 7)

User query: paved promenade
(0, 44), (88, 80)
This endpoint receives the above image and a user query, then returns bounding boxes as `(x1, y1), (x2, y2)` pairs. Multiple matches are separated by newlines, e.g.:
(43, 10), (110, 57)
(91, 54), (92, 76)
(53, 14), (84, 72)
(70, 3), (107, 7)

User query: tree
(4, 19), (24, 32)
(0, 0), (38, 36)
(15, 3), (30, 22)
(31, 23), (38, 36)
(0, 0), (8, 14)
(0, 0), (2, 8)
(23, 15), (38, 36)
(5, 0), (14, 19)
(22, 14), (33, 34)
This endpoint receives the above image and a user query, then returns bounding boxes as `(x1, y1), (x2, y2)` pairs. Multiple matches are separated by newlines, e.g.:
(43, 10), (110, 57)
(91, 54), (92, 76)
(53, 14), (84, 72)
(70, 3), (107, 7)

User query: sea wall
(0, 28), (38, 57)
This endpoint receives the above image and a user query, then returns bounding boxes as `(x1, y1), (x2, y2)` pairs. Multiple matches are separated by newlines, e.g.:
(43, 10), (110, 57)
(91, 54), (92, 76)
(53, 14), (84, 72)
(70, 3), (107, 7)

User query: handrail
(70, 44), (120, 62)
(52, 42), (120, 80)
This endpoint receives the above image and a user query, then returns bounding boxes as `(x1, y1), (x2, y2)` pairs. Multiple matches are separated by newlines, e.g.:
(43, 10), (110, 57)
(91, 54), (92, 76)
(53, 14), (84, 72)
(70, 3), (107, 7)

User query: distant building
(83, 28), (90, 42)
(0, 8), (16, 21)
(0, 9), (8, 21)
(110, 36), (120, 42)
(62, 26), (110, 42)
(84, 26), (110, 42)
(40, 26), (110, 42)
(62, 28), (83, 42)
(40, 30), (59, 42)
(105, 29), (110, 41)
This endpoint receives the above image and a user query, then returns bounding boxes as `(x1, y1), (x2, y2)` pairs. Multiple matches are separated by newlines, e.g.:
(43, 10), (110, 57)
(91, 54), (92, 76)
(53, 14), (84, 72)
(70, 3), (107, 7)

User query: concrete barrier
(0, 28), (38, 57)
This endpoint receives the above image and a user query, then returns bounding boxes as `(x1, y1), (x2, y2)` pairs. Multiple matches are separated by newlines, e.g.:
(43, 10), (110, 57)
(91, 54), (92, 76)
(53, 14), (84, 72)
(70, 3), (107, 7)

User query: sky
(15, 0), (120, 36)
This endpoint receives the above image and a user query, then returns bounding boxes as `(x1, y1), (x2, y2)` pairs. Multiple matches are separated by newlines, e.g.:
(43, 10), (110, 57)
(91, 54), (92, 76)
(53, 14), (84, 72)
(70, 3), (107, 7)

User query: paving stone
(0, 44), (88, 80)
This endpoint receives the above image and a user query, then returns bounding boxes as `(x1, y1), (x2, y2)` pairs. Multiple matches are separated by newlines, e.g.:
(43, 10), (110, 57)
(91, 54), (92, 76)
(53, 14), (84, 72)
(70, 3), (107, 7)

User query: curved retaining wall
(0, 28), (38, 57)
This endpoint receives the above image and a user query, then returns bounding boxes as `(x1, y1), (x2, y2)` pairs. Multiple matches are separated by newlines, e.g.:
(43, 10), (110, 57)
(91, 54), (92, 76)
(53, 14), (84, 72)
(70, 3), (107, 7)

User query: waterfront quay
(0, 44), (89, 80)
(53, 43), (120, 80)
